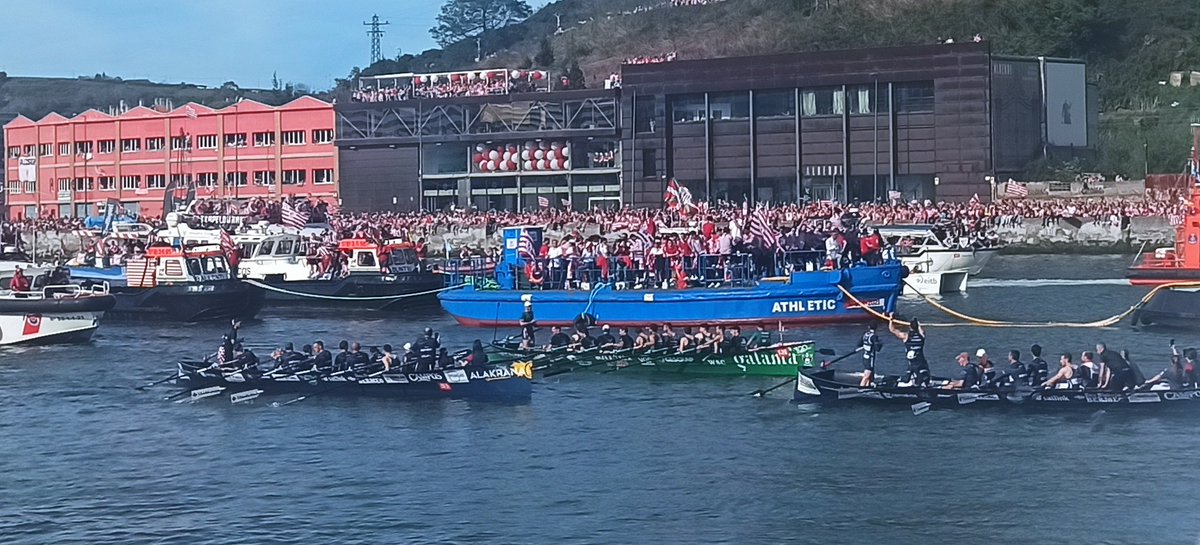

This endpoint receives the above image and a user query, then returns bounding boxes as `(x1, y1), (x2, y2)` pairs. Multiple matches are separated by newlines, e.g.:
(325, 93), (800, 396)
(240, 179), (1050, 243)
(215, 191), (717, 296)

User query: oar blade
(230, 389), (263, 404)
(911, 401), (932, 416)
(176, 386), (224, 403)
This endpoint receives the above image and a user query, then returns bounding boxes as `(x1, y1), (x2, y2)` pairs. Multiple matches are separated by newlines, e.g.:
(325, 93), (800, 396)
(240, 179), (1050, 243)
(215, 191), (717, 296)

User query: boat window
(238, 242), (257, 259)
(356, 251), (376, 267)
(257, 240), (275, 257)
(275, 239), (295, 256)
(391, 249), (417, 265)
(186, 258), (203, 276)
(203, 257), (228, 274)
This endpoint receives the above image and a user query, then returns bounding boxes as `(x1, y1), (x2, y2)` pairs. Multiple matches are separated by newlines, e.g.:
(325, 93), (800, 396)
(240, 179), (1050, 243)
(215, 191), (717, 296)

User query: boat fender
(899, 265), (910, 279)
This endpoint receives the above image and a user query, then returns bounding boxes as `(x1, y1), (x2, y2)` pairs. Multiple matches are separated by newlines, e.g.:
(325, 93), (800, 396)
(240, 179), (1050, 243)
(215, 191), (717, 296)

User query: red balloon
(473, 153), (484, 163)
(533, 71), (544, 80)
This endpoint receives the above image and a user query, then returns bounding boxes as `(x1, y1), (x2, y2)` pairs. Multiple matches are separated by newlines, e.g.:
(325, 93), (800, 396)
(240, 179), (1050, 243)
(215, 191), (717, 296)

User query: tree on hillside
(430, 0), (532, 49)
(534, 37), (555, 67)
(565, 61), (585, 90)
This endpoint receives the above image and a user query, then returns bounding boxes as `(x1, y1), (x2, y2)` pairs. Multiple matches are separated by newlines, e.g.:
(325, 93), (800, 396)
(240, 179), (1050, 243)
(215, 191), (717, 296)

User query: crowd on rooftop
(351, 72), (551, 103)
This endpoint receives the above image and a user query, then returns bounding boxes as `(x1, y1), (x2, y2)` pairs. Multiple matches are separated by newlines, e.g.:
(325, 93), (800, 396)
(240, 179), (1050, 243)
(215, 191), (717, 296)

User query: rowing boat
(174, 360), (532, 402)
(494, 341), (816, 377)
(794, 368), (1200, 411)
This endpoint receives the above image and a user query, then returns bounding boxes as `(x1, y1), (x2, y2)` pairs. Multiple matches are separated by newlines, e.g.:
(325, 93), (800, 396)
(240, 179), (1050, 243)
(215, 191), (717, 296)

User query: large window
(254, 171), (275, 186)
(641, 148), (657, 179)
(75, 141), (93, 156)
(59, 143), (71, 156)
(312, 129), (334, 144)
(671, 94), (707, 123)
(197, 135), (218, 149)
(171, 135), (191, 151)
(314, 169), (335, 185)
(754, 90), (794, 117)
(800, 87), (844, 117)
(38, 144), (52, 157)
(708, 92), (749, 121)
(73, 177), (94, 192)
(97, 140), (115, 154)
(224, 133), (247, 148)
(895, 82), (935, 113)
(225, 172), (248, 187)
(146, 137), (165, 152)
(197, 172), (218, 187)
(147, 174), (167, 189)
(253, 132), (275, 147)
(635, 95), (656, 133)
(121, 138), (141, 153)
(282, 170), (306, 185)
(99, 176), (116, 191)
(282, 130), (306, 145)
(6, 146), (17, 159)
(121, 175), (140, 190)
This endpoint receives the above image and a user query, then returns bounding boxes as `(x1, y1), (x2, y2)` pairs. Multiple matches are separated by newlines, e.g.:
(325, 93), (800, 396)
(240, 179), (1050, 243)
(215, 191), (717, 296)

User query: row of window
(632, 83), (937, 131)
(6, 169), (334, 194)
(6, 129), (335, 159)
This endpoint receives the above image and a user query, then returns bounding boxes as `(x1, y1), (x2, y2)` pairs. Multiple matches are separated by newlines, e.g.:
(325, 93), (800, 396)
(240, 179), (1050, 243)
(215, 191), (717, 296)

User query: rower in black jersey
(888, 316), (930, 387)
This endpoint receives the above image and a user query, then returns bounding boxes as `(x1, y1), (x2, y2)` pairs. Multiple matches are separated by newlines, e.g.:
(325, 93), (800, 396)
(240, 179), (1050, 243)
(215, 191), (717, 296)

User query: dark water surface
(2, 255), (1198, 545)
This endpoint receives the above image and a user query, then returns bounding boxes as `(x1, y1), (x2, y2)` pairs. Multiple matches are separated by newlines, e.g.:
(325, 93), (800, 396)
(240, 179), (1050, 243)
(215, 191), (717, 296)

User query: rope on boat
(838, 280), (1200, 329)
(240, 279), (469, 302)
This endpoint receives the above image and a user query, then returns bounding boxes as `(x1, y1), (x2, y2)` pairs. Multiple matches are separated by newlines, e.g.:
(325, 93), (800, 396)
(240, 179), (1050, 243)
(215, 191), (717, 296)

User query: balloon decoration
(473, 141), (572, 173)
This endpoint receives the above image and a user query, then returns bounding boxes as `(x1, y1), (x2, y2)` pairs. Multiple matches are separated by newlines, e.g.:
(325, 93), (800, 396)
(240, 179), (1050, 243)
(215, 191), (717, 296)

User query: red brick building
(3, 96), (337, 219)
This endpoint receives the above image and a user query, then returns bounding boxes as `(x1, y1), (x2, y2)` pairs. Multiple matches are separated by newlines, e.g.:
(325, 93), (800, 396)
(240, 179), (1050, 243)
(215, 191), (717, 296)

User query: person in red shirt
(859, 228), (884, 265)
(9, 266), (30, 293)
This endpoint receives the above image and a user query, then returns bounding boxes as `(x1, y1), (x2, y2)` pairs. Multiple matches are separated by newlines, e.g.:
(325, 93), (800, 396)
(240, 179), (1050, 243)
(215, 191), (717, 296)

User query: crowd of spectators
(351, 73), (551, 103)
(352, 86), (409, 103)
(623, 51), (678, 65)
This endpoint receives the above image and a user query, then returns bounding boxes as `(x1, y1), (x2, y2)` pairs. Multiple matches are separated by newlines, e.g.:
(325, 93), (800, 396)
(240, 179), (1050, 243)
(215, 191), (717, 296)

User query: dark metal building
(335, 42), (1083, 211)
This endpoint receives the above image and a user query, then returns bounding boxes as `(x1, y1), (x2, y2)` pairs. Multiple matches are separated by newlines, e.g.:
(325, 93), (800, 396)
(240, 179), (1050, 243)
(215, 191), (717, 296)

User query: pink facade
(3, 96), (337, 219)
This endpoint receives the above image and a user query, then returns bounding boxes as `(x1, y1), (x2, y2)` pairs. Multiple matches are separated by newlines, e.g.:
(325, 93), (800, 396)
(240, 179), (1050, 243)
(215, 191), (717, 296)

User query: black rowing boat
(174, 360), (533, 402)
(795, 368), (1200, 411)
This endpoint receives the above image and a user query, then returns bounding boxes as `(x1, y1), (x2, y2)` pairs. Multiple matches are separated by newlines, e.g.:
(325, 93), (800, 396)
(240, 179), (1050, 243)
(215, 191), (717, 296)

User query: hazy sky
(0, 0), (552, 90)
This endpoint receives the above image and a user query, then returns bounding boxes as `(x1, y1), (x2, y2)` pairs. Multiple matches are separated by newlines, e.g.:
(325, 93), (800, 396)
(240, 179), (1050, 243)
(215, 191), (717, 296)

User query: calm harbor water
(2, 254), (1198, 545)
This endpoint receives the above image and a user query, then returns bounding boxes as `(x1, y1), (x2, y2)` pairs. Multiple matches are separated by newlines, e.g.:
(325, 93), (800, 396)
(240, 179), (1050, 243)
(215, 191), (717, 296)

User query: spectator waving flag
(664, 178), (682, 210)
(537, 196), (549, 209)
(1006, 182), (1029, 198)
(748, 207), (781, 248)
(281, 199), (308, 230)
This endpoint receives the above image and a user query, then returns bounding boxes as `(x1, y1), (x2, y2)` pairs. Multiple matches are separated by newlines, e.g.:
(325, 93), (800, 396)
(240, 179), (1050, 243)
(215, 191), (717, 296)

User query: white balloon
(487, 160), (497, 170)
(523, 160), (533, 170)
(467, 72), (476, 81)
(539, 141), (550, 150)
(550, 159), (561, 170)
(475, 143), (485, 152)
(561, 146), (570, 158)
(521, 150), (531, 161)
(564, 160), (571, 169)
(537, 159), (548, 170)
(478, 161), (488, 171)
(499, 161), (510, 171)
(488, 150), (499, 161)
(550, 141), (561, 150)
(510, 70), (520, 78)
(501, 151), (511, 161)
(534, 149), (545, 160)
(524, 141), (534, 150)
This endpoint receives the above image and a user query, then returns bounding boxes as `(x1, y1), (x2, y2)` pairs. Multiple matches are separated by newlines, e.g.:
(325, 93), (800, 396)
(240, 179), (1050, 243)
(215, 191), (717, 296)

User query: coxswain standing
(888, 316), (930, 387)
(519, 301), (538, 349)
(416, 328), (438, 372)
(860, 322), (883, 387)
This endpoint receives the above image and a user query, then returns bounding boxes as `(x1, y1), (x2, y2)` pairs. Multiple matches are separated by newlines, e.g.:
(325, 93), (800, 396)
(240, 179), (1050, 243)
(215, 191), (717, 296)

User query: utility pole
(363, 14), (390, 65)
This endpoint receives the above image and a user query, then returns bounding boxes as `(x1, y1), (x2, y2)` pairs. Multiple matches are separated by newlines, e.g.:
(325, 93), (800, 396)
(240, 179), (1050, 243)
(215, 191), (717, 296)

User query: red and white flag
(220, 229), (239, 267)
(185, 105), (198, 120)
(537, 196), (549, 209)
(281, 199), (308, 229)
(1005, 182), (1029, 198)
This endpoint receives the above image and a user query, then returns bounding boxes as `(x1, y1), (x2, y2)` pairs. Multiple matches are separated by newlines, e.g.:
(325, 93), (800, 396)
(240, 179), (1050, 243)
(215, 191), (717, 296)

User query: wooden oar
(750, 347), (860, 397)
(603, 346), (674, 373)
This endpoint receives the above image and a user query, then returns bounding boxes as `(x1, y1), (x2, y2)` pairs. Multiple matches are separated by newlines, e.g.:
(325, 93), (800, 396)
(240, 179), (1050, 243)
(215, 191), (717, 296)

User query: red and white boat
(0, 283), (116, 345)
(1128, 123), (1200, 287)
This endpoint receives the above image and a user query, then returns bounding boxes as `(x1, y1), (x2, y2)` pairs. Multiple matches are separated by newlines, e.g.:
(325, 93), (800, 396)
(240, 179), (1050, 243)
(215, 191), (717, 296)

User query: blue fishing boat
(438, 227), (902, 327)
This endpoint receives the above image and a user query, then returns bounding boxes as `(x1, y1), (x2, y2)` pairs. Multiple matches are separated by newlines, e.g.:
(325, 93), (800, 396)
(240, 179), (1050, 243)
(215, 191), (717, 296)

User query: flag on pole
(1005, 182), (1029, 198)
(185, 105), (198, 120)
(219, 228), (240, 267)
(664, 178), (681, 210)
(537, 196), (549, 209)
(561, 197), (571, 209)
(888, 190), (902, 201)
(281, 199), (308, 229)
(517, 228), (537, 259)
(748, 207), (781, 248)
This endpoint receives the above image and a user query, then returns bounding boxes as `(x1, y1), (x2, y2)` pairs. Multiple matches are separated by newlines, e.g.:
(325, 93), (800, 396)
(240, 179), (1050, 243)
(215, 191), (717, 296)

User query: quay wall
(19, 217), (1178, 262)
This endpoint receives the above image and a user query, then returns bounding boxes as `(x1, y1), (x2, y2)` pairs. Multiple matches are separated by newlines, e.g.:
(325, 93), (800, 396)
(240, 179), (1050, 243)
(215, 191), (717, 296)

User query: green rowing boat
(494, 342), (816, 377)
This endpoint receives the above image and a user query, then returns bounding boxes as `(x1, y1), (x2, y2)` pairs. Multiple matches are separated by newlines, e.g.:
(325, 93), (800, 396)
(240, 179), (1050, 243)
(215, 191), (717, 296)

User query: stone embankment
(19, 217), (1177, 261)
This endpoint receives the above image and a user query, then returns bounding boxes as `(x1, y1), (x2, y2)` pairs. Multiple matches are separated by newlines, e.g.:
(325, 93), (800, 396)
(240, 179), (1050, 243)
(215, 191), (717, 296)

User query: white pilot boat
(0, 282), (116, 345)
(876, 224), (999, 275)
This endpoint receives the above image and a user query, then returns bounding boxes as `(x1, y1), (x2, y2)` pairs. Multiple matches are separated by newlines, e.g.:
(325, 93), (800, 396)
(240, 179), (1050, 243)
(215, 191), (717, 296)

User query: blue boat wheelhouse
(438, 226), (903, 327)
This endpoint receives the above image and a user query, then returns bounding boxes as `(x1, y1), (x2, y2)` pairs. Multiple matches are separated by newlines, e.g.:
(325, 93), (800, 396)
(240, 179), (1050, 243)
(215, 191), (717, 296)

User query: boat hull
(1127, 266), (1200, 287)
(177, 363), (532, 401)
(0, 309), (108, 345)
(247, 273), (444, 310)
(1132, 287), (1200, 328)
(794, 368), (1200, 411)
(106, 281), (264, 322)
(440, 264), (903, 327)
(496, 342), (816, 377)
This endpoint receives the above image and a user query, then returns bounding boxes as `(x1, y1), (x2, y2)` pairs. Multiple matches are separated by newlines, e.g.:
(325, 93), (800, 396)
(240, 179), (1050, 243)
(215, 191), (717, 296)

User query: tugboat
(438, 226), (903, 327)
(1127, 124), (1200, 326)
(70, 244), (263, 322)
(0, 280), (116, 345)
(237, 235), (444, 310)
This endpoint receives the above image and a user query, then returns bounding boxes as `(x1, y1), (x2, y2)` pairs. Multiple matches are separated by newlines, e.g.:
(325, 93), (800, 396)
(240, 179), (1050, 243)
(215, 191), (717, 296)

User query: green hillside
(0, 73), (310, 120)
